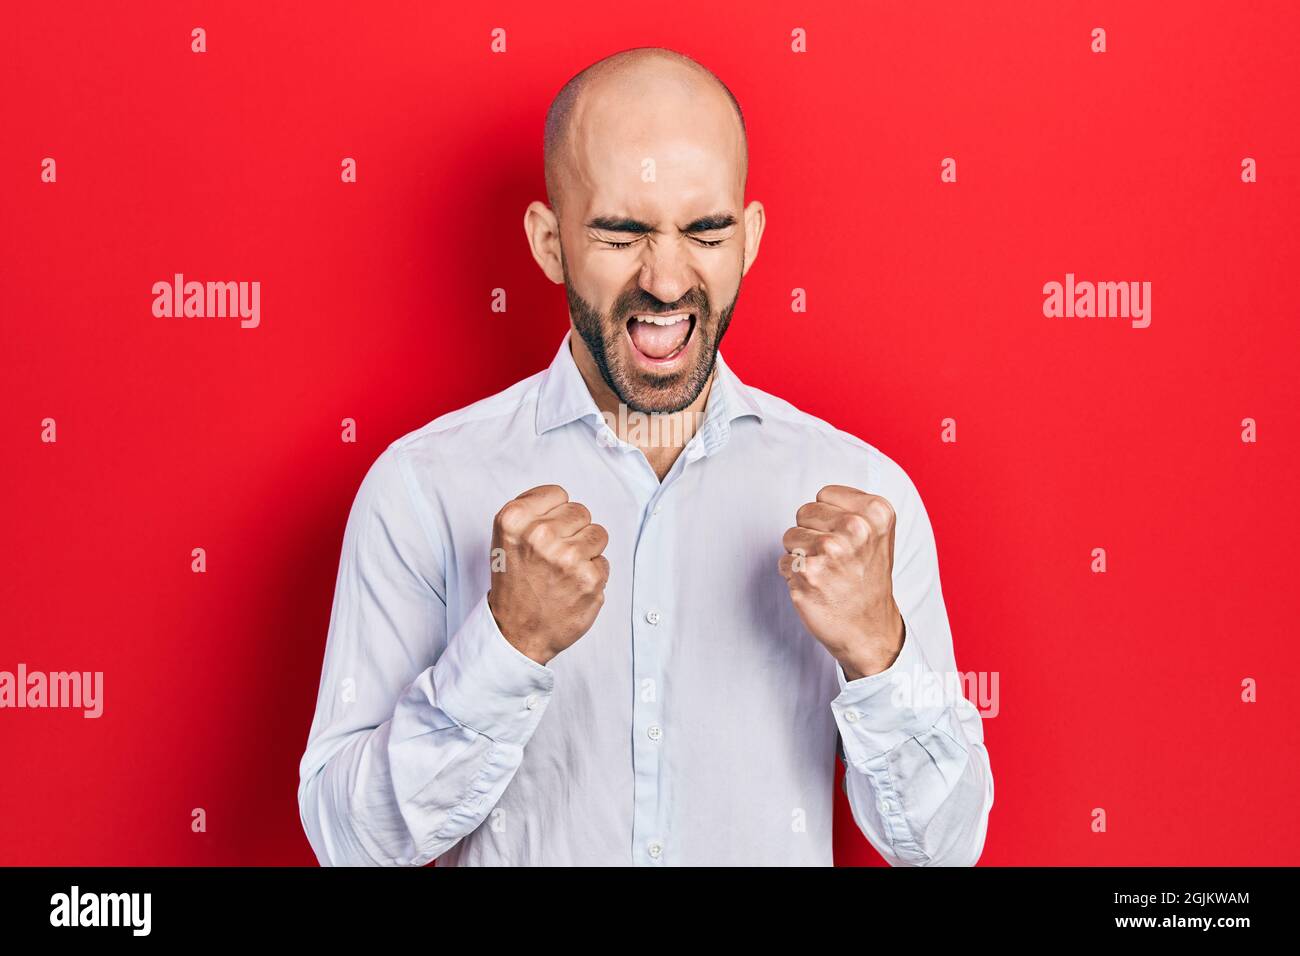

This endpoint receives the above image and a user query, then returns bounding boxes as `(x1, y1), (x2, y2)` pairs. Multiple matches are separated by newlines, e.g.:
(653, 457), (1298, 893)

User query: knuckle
(496, 501), (527, 535)
(865, 497), (895, 528)
(841, 513), (872, 540)
(578, 562), (604, 593)
(819, 535), (848, 559)
(523, 519), (555, 550)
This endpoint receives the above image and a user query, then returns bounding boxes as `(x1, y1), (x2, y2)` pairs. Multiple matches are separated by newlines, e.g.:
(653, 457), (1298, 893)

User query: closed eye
(602, 236), (727, 249)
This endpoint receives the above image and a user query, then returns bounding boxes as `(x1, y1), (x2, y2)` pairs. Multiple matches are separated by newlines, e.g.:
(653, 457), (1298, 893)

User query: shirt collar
(535, 329), (764, 457)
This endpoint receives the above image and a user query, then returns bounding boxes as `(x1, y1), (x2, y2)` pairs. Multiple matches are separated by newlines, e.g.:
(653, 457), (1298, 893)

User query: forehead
(565, 81), (744, 220)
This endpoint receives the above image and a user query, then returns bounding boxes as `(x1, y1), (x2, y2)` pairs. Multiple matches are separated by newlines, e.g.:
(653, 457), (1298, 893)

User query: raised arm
(829, 467), (994, 866)
(296, 445), (557, 866)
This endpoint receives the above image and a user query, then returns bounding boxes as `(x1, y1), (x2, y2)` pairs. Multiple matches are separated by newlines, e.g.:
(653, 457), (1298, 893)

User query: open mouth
(625, 311), (696, 366)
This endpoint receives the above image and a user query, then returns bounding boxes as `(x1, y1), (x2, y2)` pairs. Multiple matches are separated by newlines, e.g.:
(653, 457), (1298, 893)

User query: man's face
(550, 77), (751, 415)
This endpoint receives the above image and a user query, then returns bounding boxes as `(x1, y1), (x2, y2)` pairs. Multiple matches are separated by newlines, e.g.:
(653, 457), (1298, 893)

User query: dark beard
(562, 253), (740, 415)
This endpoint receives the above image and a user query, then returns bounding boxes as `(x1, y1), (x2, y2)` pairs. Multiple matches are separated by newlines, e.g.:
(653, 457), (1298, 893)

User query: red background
(3, 1), (1298, 865)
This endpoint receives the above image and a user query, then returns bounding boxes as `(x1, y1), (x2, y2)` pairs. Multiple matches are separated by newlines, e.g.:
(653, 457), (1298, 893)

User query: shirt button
(844, 709), (860, 722)
(878, 797), (893, 814)
(524, 694), (540, 710)
(647, 840), (663, 859)
(645, 610), (661, 625)
(652, 504), (662, 515)
(647, 724), (662, 741)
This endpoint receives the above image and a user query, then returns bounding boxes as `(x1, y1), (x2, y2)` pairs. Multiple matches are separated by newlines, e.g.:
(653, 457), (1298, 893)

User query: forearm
(298, 593), (556, 867)
(299, 681), (512, 867)
(840, 699), (993, 866)
(300, 717), (417, 867)
(832, 616), (994, 867)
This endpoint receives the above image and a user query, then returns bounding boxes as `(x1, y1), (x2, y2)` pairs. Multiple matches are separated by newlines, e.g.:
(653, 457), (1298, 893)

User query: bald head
(525, 47), (765, 417)
(543, 47), (748, 218)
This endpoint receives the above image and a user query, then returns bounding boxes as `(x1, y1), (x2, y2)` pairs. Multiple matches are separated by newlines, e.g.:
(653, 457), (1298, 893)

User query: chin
(622, 391), (693, 416)
(615, 363), (706, 415)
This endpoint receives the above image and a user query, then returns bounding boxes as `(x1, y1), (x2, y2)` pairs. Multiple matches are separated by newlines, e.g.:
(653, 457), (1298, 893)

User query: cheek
(700, 278), (740, 317)
(695, 255), (742, 301)
(579, 258), (641, 310)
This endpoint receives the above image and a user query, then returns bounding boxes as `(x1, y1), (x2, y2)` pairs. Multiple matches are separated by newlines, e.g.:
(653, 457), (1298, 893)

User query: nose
(635, 236), (696, 308)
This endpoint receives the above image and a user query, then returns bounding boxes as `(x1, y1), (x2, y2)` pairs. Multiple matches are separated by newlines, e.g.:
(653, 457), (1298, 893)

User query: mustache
(612, 293), (710, 319)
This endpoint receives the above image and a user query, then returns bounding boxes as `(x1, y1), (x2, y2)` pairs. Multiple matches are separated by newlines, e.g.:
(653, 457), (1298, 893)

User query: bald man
(298, 46), (994, 867)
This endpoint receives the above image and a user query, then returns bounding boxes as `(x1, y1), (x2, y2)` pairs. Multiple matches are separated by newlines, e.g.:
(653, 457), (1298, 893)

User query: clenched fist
(778, 485), (905, 681)
(486, 484), (610, 666)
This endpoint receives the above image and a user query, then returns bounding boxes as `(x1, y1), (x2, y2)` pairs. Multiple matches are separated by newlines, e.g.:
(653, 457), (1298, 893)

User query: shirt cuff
(830, 618), (949, 767)
(430, 591), (557, 746)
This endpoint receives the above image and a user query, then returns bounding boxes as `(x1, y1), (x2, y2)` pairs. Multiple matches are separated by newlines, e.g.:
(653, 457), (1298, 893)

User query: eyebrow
(586, 212), (737, 235)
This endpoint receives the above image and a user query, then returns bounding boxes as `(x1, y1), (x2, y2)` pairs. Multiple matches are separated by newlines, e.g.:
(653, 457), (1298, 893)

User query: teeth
(633, 314), (690, 326)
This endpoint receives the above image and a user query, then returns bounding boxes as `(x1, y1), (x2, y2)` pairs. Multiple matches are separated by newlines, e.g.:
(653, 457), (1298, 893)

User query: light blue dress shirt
(298, 331), (994, 866)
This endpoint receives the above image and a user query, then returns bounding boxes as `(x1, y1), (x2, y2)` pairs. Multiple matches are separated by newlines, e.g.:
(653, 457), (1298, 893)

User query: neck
(569, 332), (716, 482)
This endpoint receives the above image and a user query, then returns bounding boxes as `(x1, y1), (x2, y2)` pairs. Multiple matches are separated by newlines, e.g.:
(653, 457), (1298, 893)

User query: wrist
(837, 611), (905, 681)
(487, 589), (554, 666)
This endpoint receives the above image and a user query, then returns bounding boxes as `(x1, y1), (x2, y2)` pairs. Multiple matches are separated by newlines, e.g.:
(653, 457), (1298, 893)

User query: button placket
(629, 478), (685, 865)
(625, 440), (710, 866)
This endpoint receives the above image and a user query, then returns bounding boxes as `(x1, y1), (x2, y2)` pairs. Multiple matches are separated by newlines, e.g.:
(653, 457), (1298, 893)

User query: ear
(741, 199), (766, 277)
(524, 201), (564, 284)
